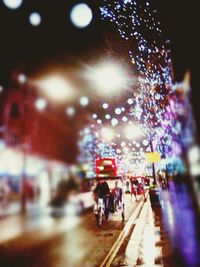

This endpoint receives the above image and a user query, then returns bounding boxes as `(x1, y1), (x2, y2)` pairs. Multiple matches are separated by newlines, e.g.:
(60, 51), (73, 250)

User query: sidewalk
(111, 196), (173, 267)
(111, 184), (200, 267)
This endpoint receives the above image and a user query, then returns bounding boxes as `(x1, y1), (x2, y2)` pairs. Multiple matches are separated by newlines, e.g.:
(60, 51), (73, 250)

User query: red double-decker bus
(95, 157), (117, 177)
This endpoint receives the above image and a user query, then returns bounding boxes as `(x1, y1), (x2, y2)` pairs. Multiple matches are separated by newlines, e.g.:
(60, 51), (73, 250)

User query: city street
(0, 1), (200, 267)
(0, 194), (146, 267)
(1, 184), (200, 267)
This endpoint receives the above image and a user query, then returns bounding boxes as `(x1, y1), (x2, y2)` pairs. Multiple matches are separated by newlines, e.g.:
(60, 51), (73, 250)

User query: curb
(123, 196), (150, 266)
(99, 196), (147, 267)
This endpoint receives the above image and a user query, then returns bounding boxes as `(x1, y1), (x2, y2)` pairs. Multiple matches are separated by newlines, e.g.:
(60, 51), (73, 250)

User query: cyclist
(93, 179), (110, 198)
(93, 179), (110, 211)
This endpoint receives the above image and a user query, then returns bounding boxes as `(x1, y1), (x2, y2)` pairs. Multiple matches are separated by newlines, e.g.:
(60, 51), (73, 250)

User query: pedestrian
(138, 179), (145, 198)
(131, 179), (138, 201)
(112, 181), (123, 212)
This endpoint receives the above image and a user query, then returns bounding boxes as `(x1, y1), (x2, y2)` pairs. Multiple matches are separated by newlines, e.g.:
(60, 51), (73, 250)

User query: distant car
(50, 178), (95, 217)
(67, 191), (93, 214)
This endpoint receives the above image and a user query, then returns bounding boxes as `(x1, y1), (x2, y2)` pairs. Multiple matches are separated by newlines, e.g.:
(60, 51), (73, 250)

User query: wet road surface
(0, 194), (144, 267)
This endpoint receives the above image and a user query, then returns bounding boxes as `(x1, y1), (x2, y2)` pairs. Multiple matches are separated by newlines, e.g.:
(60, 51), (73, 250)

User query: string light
(78, 0), (196, 175)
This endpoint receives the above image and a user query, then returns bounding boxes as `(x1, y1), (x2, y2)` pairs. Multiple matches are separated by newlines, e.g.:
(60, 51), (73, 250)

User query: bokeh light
(29, 12), (42, 26)
(70, 3), (93, 28)
(35, 98), (47, 111)
(3, 0), (23, 10)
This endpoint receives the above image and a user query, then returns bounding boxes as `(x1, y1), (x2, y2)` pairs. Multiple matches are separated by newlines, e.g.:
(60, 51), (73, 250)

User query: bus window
(95, 158), (117, 177)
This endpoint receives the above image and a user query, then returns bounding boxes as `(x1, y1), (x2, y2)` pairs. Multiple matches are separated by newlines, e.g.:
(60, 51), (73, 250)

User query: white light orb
(97, 119), (102, 124)
(121, 141), (126, 147)
(115, 108), (121, 115)
(101, 128), (114, 142)
(122, 116), (128, 122)
(18, 73), (27, 84)
(35, 98), (47, 111)
(70, 3), (93, 28)
(143, 139), (149, 146)
(80, 96), (89, 106)
(3, 0), (23, 9)
(125, 125), (143, 140)
(0, 85), (3, 92)
(116, 149), (121, 154)
(127, 98), (133, 105)
(29, 12), (41, 26)
(86, 60), (130, 96)
(105, 114), (111, 120)
(102, 103), (109, 109)
(66, 107), (75, 117)
(92, 114), (97, 119)
(111, 118), (118, 126)
(35, 75), (75, 103)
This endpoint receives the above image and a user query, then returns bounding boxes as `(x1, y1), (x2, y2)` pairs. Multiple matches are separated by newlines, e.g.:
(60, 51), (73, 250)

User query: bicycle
(94, 194), (110, 227)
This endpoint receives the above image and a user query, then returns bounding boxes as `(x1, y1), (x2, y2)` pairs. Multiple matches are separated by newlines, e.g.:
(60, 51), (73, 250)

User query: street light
(84, 59), (131, 97)
(125, 124), (143, 140)
(101, 127), (114, 142)
(34, 74), (76, 103)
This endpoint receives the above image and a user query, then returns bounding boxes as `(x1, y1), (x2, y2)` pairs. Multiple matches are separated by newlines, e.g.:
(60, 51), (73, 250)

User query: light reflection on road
(0, 194), (140, 267)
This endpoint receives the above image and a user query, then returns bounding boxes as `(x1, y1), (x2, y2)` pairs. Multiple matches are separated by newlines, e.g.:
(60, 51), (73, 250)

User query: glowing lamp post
(125, 124), (143, 140)
(34, 74), (76, 104)
(84, 60), (131, 98)
(101, 127), (114, 143)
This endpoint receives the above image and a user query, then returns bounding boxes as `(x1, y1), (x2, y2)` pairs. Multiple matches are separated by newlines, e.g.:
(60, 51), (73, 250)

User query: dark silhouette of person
(93, 179), (110, 198)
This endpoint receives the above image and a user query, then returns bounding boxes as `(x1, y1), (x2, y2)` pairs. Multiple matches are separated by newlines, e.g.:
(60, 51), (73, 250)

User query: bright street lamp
(125, 124), (143, 140)
(34, 74), (76, 103)
(101, 127), (114, 142)
(84, 60), (131, 97)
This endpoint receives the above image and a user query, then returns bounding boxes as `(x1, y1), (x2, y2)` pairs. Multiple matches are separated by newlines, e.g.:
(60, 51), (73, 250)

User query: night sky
(0, 0), (199, 133)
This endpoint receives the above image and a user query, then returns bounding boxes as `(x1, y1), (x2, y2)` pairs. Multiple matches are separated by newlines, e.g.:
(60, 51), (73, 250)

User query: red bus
(95, 157), (117, 177)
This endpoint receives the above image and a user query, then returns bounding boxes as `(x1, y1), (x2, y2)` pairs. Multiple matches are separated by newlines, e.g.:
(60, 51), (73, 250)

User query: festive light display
(78, 0), (196, 176)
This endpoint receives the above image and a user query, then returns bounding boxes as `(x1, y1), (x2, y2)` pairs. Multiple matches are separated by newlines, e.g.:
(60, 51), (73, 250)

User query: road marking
(100, 197), (147, 267)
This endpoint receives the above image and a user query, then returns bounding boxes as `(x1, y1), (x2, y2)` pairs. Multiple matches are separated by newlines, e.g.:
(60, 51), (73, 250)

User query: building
(0, 80), (79, 213)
